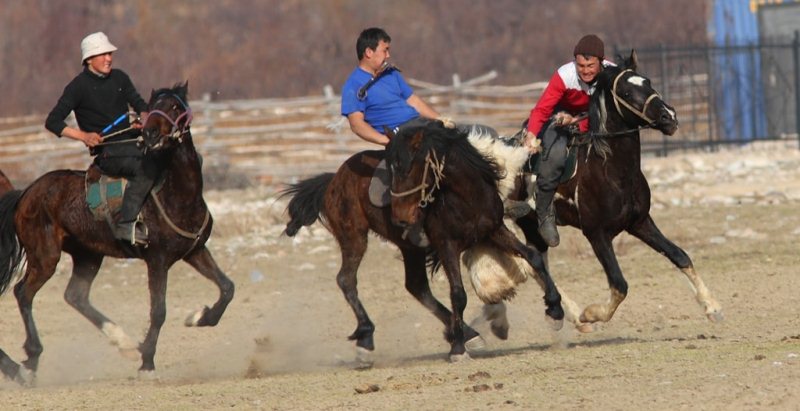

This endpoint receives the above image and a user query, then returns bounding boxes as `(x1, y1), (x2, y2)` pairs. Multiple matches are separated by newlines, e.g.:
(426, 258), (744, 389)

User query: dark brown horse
(503, 51), (722, 330)
(0, 83), (234, 384)
(283, 121), (563, 363)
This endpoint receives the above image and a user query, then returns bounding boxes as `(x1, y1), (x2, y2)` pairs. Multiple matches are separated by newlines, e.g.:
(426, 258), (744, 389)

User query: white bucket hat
(80, 32), (118, 63)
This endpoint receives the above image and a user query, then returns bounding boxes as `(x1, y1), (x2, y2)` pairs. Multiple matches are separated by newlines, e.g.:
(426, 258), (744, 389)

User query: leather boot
(114, 221), (149, 246)
(535, 187), (560, 247)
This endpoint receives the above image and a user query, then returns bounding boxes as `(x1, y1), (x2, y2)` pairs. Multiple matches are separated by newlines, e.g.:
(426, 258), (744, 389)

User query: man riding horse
(523, 34), (615, 247)
(45, 32), (154, 246)
(341, 27), (499, 246)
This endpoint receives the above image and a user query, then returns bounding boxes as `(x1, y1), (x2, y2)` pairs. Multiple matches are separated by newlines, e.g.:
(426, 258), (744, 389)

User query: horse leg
(628, 216), (723, 322)
(580, 232), (628, 323)
(13, 248), (61, 375)
(138, 263), (169, 375)
(64, 251), (139, 360)
(333, 234), (376, 365)
(400, 248), (484, 351)
(437, 246), (472, 362)
(182, 246), (235, 327)
(488, 228), (564, 328)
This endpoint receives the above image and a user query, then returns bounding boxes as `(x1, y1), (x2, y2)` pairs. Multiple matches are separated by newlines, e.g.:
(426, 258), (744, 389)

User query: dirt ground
(0, 148), (798, 410)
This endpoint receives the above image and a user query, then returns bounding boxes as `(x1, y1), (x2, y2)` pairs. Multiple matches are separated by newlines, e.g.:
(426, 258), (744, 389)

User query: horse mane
(396, 121), (504, 188)
(587, 65), (624, 160)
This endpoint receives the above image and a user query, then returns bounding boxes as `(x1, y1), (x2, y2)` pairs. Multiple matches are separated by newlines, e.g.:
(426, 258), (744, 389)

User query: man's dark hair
(356, 27), (391, 60)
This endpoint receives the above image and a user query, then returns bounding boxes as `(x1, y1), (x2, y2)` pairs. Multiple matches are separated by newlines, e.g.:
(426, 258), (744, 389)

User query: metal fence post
(705, 46), (716, 152)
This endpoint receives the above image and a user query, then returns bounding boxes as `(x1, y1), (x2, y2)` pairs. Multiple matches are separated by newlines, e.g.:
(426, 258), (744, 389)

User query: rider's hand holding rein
(553, 112), (578, 126)
(132, 112), (148, 129)
(524, 131), (542, 154)
(61, 128), (103, 148)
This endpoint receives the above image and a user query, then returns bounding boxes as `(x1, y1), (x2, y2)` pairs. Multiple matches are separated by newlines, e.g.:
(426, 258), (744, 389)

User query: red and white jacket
(527, 60), (615, 137)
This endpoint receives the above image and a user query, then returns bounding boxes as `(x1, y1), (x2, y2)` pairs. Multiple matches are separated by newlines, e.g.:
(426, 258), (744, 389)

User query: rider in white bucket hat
(45, 31), (153, 246)
(80, 31), (118, 63)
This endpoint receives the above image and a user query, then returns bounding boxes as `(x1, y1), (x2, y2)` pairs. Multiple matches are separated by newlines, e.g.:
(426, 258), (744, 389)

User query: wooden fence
(0, 71), (712, 188)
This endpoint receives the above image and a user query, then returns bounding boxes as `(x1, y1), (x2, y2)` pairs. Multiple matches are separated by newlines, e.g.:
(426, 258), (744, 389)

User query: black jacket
(45, 67), (147, 156)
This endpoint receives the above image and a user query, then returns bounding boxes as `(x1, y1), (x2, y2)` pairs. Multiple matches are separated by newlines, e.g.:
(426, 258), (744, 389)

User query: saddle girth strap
(150, 189), (210, 257)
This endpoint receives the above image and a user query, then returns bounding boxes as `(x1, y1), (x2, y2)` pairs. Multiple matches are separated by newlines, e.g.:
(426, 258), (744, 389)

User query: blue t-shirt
(341, 67), (420, 132)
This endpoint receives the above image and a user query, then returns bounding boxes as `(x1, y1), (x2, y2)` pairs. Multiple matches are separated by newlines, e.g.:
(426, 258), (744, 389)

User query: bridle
(572, 69), (661, 141)
(610, 69), (660, 126)
(143, 92), (193, 142)
(389, 150), (446, 208)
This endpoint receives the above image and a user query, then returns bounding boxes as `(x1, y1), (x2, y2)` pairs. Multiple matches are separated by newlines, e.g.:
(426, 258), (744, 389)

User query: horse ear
(410, 130), (424, 151)
(178, 81), (189, 100)
(628, 50), (639, 71)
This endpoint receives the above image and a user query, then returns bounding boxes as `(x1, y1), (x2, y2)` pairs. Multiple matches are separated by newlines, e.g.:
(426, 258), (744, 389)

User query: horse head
(141, 81), (193, 151)
(384, 123), (448, 228)
(594, 50), (678, 136)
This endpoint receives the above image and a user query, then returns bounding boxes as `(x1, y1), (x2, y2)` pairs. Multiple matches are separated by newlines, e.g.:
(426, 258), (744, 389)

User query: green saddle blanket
(86, 174), (127, 221)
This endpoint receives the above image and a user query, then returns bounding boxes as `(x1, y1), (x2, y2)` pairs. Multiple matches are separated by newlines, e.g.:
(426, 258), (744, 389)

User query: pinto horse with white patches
(0, 83), (233, 384)
(468, 51), (722, 337)
(283, 121), (564, 364)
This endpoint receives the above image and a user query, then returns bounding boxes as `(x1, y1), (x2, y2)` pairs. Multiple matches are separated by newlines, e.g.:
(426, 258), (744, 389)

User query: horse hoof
(138, 369), (159, 381)
(354, 346), (374, 370)
(706, 310), (724, 323)
(547, 317), (564, 331)
(575, 322), (595, 333)
(465, 335), (487, 352)
(449, 352), (471, 363)
(490, 322), (509, 340)
(15, 367), (35, 387)
(184, 307), (209, 327)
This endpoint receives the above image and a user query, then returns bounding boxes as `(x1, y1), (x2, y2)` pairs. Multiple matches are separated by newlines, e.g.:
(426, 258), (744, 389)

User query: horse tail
(282, 173), (334, 237)
(0, 190), (24, 295)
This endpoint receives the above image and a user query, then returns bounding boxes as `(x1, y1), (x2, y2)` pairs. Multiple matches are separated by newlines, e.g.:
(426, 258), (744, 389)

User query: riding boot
(534, 186), (560, 247)
(117, 176), (152, 247)
(114, 220), (149, 246)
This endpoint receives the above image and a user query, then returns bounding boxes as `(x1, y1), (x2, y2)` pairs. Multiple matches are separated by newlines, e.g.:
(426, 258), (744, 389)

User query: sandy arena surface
(0, 141), (798, 410)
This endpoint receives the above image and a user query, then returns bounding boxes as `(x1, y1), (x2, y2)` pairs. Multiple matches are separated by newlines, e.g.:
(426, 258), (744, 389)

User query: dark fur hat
(573, 34), (604, 59)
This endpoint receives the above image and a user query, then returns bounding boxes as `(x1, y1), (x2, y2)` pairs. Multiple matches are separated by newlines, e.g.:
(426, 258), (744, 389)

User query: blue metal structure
(710, 0), (768, 140)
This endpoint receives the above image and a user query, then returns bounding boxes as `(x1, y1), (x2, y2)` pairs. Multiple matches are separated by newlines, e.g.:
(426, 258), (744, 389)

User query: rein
(390, 150), (446, 208)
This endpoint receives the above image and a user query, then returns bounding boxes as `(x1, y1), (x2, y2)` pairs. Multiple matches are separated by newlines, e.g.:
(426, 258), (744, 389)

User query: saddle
(85, 164), (127, 222)
(525, 145), (578, 184)
(84, 164), (163, 226)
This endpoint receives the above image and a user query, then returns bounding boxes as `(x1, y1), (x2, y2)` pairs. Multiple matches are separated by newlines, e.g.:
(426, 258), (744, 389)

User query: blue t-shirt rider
(340, 27), (446, 147)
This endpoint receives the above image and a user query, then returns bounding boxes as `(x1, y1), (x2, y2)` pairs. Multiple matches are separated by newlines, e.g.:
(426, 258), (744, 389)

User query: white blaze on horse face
(664, 105), (677, 120)
(627, 75), (646, 87)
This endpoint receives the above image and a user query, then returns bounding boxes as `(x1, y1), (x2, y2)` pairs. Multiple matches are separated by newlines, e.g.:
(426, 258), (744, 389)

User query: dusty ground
(0, 144), (798, 410)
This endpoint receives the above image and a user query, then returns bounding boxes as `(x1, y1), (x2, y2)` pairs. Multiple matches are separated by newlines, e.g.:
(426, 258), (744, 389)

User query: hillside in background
(0, 0), (709, 116)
